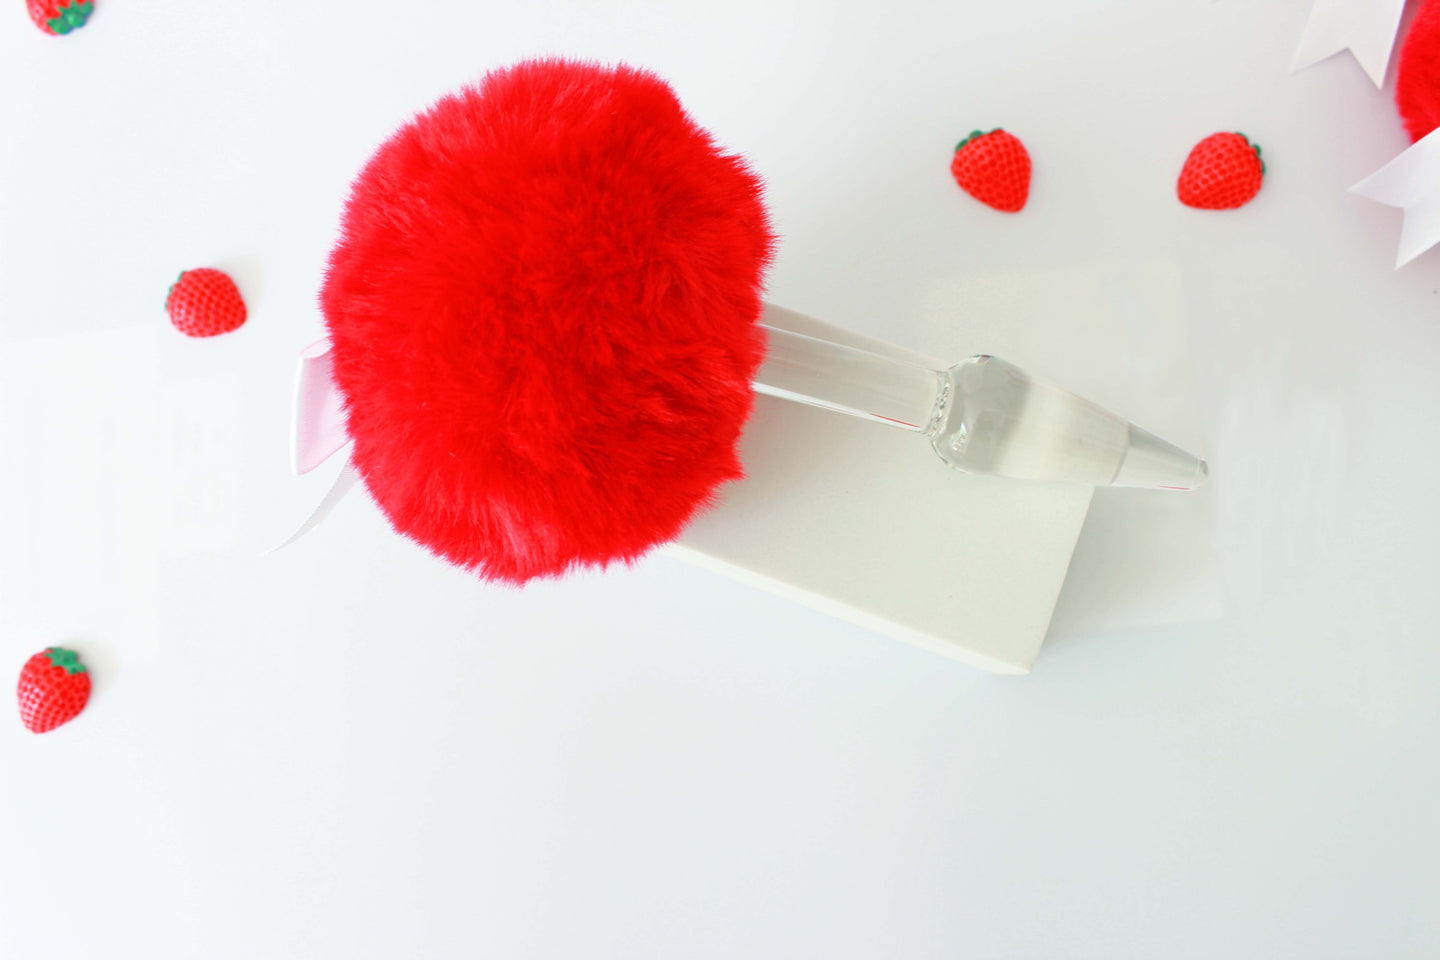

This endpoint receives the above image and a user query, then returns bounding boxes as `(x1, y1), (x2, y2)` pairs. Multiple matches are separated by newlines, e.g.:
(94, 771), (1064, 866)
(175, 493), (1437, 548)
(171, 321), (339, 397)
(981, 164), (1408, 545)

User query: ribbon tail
(270, 457), (362, 553)
(293, 339), (351, 475)
(1350, 128), (1440, 269)
(1291, 0), (1406, 88)
(1395, 195), (1440, 268)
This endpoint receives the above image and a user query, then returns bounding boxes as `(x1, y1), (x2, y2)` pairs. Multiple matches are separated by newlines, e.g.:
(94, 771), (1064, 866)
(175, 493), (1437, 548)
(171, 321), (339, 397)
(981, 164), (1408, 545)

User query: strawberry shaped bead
(1177, 132), (1265, 210)
(950, 129), (1031, 213)
(17, 647), (91, 733)
(166, 268), (247, 338)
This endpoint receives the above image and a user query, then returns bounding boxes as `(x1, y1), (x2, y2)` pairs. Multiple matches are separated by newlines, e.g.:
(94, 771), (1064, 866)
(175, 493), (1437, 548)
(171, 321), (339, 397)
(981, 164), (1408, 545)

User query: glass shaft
(750, 321), (1207, 491)
(753, 324), (941, 431)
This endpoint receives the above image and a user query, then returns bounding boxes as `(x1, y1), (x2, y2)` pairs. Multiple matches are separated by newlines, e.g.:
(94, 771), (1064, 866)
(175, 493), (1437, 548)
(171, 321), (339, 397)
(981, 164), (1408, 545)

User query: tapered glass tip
(1111, 424), (1208, 490)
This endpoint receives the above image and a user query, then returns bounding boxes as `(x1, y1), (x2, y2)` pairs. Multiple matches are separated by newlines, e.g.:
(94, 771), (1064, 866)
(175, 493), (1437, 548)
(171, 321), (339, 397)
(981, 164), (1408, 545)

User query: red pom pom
(1397, 0), (1440, 143)
(322, 59), (774, 583)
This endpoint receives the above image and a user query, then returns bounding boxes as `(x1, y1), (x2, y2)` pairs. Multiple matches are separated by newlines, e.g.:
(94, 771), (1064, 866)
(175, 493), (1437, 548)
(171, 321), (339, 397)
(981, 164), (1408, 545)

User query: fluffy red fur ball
(322, 59), (774, 583)
(1397, 0), (1440, 142)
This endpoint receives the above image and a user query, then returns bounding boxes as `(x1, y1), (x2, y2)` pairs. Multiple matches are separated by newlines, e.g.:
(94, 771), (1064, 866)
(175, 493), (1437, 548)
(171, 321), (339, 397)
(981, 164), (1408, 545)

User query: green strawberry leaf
(44, 647), (87, 675)
(955, 129), (985, 152)
(46, 1), (93, 34)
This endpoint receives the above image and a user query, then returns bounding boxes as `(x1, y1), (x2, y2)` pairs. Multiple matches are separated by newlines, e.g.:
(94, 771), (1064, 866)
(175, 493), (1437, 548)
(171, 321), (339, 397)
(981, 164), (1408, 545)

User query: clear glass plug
(754, 324), (1206, 490)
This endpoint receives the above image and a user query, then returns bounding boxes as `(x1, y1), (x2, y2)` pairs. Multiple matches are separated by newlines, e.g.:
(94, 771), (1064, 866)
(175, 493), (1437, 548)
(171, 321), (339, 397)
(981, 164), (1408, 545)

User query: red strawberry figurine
(166, 268), (247, 338)
(950, 129), (1031, 213)
(1177, 132), (1265, 210)
(27, 0), (93, 35)
(17, 647), (91, 733)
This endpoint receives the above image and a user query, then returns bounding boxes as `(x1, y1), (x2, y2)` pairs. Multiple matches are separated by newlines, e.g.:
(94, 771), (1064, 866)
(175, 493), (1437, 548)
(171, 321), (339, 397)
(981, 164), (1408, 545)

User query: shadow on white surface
(1047, 484), (1225, 643)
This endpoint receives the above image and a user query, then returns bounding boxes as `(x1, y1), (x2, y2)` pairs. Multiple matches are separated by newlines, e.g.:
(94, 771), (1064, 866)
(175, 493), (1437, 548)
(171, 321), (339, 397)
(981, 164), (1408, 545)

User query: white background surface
(3, 0), (1439, 956)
